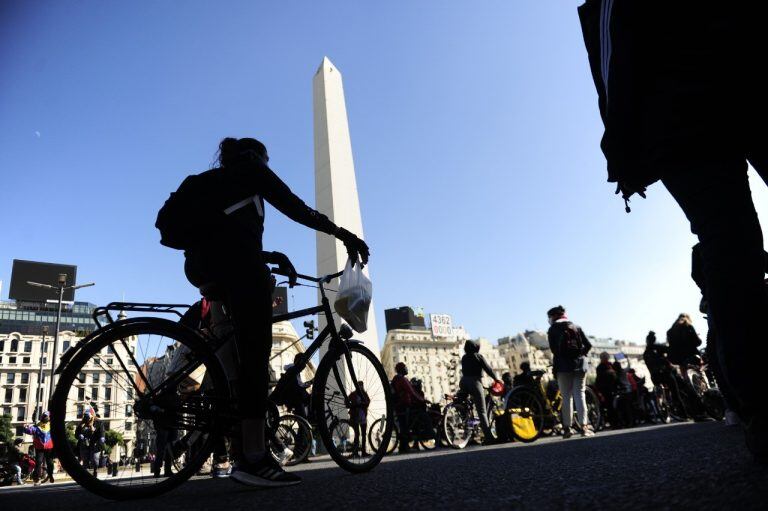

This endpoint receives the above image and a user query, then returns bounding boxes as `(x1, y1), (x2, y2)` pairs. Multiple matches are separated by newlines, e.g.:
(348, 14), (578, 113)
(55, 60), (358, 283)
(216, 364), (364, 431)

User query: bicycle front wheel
(313, 343), (394, 473)
(368, 416), (398, 454)
(50, 318), (230, 500)
(270, 414), (313, 466)
(505, 387), (545, 443)
(442, 403), (471, 449)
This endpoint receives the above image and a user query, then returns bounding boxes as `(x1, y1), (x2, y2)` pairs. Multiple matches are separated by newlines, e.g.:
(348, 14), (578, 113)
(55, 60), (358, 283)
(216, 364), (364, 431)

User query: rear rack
(93, 302), (191, 328)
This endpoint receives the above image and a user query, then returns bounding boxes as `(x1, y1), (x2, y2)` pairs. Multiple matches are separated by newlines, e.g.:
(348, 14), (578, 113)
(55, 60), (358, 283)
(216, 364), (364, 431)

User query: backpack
(559, 322), (583, 359)
(155, 173), (221, 250)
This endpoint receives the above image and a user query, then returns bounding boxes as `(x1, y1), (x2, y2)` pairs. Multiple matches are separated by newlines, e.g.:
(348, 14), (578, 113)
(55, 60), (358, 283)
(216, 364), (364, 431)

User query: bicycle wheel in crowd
(312, 343), (394, 473)
(368, 417), (398, 454)
(50, 318), (230, 500)
(505, 387), (545, 443)
(583, 387), (603, 431)
(442, 403), (471, 449)
(270, 414), (313, 466)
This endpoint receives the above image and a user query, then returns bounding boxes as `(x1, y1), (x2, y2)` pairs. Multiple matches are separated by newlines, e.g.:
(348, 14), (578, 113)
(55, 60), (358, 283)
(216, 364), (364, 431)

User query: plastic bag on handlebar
(334, 259), (372, 333)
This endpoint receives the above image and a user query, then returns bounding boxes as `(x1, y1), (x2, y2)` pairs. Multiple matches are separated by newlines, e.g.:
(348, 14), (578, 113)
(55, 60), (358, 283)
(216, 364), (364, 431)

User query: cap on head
(547, 305), (566, 318)
(464, 339), (480, 354)
(42, 411), (50, 419)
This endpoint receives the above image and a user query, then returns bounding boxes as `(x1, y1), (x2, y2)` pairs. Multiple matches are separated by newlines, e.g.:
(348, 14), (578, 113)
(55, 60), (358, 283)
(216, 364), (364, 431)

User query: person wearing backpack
(155, 137), (369, 488)
(547, 306), (593, 438)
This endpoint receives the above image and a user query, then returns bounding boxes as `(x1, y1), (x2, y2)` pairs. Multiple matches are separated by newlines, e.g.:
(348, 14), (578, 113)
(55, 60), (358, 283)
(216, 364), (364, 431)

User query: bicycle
(369, 401), (442, 453)
(50, 266), (394, 500)
(504, 369), (602, 441)
(441, 387), (505, 449)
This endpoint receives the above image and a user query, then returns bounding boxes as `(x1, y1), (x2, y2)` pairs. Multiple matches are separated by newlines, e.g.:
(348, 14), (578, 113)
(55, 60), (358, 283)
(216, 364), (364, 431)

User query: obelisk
(313, 56), (380, 357)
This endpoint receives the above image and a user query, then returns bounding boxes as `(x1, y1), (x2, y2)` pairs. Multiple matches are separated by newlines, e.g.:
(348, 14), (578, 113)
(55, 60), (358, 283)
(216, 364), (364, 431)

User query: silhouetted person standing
(579, 2), (768, 461)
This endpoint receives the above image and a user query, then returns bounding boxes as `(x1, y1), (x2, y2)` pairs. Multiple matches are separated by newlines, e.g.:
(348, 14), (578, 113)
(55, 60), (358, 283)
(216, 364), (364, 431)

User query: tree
(0, 414), (13, 444)
(104, 430), (124, 448)
(65, 422), (78, 452)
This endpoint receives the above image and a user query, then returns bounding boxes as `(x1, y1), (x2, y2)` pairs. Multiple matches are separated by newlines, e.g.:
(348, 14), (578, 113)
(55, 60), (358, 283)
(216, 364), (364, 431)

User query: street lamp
(27, 274), (94, 409)
(33, 325), (49, 421)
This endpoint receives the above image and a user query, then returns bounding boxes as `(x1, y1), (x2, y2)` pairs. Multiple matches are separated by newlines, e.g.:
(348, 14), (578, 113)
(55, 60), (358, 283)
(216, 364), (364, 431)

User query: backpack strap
(223, 194), (264, 217)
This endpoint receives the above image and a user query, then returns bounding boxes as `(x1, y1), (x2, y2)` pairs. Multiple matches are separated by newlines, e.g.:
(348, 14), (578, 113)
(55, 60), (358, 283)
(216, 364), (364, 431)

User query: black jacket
(579, 1), (767, 196)
(643, 343), (670, 373)
(461, 353), (496, 380)
(666, 323), (702, 365)
(76, 420), (105, 451)
(548, 321), (592, 374)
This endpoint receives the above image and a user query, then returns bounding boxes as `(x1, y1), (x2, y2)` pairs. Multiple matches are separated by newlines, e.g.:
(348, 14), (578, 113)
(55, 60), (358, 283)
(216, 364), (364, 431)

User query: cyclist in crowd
(666, 314), (702, 367)
(158, 137), (369, 486)
(25, 411), (54, 485)
(76, 406), (105, 478)
(282, 353), (313, 420)
(501, 371), (514, 396)
(8, 438), (27, 485)
(594, 352), (619, 428)
(391, 362), (425, 453)
(546, 306), (593, 438)
(512, 362), (535, 389)
(460, 339), (500, 445)
(348, 381), (371, 457)
(578, 2), (767, 460)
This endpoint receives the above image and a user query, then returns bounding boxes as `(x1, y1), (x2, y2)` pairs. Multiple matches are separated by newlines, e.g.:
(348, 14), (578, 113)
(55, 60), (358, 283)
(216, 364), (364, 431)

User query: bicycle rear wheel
(270, 414), (313, 466)
(50, 318), (230, 500)
(312, 343), (393, 472)
(442, 403), (471, 449)
(368, 417), (398, 454)
(505, 387), (545, 443)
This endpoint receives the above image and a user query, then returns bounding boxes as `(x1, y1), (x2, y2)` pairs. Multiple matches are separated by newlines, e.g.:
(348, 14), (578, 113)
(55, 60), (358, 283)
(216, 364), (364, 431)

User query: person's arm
(580, 329), (592, 355)
(547, 326), (558, 355)
(478, 354), (497, 380)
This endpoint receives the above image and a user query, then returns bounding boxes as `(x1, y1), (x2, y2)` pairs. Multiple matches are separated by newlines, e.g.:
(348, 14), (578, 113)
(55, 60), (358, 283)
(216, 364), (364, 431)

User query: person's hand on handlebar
(265, 251), (298, 287)
(335, 227), (369, 265)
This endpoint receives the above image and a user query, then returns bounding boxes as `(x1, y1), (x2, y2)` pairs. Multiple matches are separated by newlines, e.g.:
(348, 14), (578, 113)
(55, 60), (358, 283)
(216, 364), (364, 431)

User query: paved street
(2, 422), (766, 510)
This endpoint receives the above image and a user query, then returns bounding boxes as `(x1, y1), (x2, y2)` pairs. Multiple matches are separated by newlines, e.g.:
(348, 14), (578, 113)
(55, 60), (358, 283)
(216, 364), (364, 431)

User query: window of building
(16, 406), (25, 421)
(37, 388), (44, 400)
(93, 357), (101, 366)
(105, 387), (112, 401)
(107, 345), (115, 355)
(22, 357), (30, 364)
(10, 339), (18, 352)
(7, 373), (15, 384)
(76, 404), (84, 418)
(105, 373), (113, 384)
(8, 356), (16, 364)
(23, 341), (32, 353)
(0, 340), (4, 351)
(92, 373), (100, 384)
(4, 389), (12, 403)
(103, 404), (111, 418)
(20, 373), (29, 384)
(15, 426), (24, 436)
(127, 388), (134, 400)
(77, 387), (85, 401)
(125, 421), (133, 431)
(106, 358), (113, 366)
(77, 372), (85, 383)
(91, 387), (99, 401)
(63, 341), (70, 352)
(18, 388), (27, 401)
(125, 404), (133, 417)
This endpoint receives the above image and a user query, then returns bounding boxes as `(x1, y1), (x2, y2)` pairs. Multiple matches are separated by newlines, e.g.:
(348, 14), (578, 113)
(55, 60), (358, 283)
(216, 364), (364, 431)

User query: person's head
(41, 410), (50, 423)
(464, 339), (480, 354)
(547, 305), (566, 325)
(14, 437), (23, 446)
(520, 362), (531, 373)
(675, 313), (692, 326)
(395, 362), (408, 375)
(293, 353), (305, 366)
(217, 137), (268, 169)
(502, 372), (513, 385)
(356, 381), (365, 391)
(600, 351), (610, 363)
(646, 331), (657, 345)
(410, 378), (422, 390)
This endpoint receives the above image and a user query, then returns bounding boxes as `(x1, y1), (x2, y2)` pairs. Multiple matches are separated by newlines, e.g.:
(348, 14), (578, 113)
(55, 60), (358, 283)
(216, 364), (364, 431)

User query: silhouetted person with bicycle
(460, 339), (500, 445)
(579, 1), (768, 460)
(156, 137), (369, 486)
(391, 362), (425, 453)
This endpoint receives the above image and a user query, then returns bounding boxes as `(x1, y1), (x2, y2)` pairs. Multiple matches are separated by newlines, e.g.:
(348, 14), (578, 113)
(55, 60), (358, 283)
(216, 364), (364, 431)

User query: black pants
(185, 242), (274, 419)
(35, 449), (54, 481)
(662, 159), (768, 419)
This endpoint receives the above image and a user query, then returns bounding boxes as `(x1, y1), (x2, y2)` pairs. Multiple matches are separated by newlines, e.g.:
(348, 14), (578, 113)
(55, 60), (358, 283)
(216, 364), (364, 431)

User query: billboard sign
(430, 313), (453, 338)
(9, 260), (78, 302)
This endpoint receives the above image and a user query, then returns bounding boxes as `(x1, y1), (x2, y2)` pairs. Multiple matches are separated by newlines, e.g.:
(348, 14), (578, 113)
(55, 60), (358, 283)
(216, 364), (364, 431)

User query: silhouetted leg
(663, 161), (768, 419)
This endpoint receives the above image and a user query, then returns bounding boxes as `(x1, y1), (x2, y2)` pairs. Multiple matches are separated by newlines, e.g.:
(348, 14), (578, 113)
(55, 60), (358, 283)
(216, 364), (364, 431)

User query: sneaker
(581, 426), (595, 438)
(212, 462), (232, 478)
(562, 428), (573, 439)
(230, 456), (302, 488)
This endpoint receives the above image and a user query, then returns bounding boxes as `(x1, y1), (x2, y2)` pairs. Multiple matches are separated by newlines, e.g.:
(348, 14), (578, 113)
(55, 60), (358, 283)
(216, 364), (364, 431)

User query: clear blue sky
(2, 1), (766, 346)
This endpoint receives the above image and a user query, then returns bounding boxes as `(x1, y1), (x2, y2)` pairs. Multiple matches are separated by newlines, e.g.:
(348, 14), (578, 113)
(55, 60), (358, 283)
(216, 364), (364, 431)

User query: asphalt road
(2, 421), (766, 510)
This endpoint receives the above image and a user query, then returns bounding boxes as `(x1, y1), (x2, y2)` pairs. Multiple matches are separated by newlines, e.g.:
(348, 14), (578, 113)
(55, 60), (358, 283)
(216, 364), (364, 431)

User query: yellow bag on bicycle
(510, 410), (537, 441)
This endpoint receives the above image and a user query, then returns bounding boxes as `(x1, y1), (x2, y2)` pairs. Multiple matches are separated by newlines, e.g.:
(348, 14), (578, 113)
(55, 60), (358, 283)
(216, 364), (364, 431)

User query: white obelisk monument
(313, 57), (380, 356)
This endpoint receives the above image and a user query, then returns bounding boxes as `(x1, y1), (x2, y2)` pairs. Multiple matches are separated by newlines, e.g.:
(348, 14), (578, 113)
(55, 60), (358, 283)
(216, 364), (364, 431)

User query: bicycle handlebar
(270, 267), (344, 284)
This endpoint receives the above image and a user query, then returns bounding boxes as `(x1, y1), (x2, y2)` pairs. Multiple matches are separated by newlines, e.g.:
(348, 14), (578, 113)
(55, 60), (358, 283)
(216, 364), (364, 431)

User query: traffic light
(304, 320), (315, 340)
